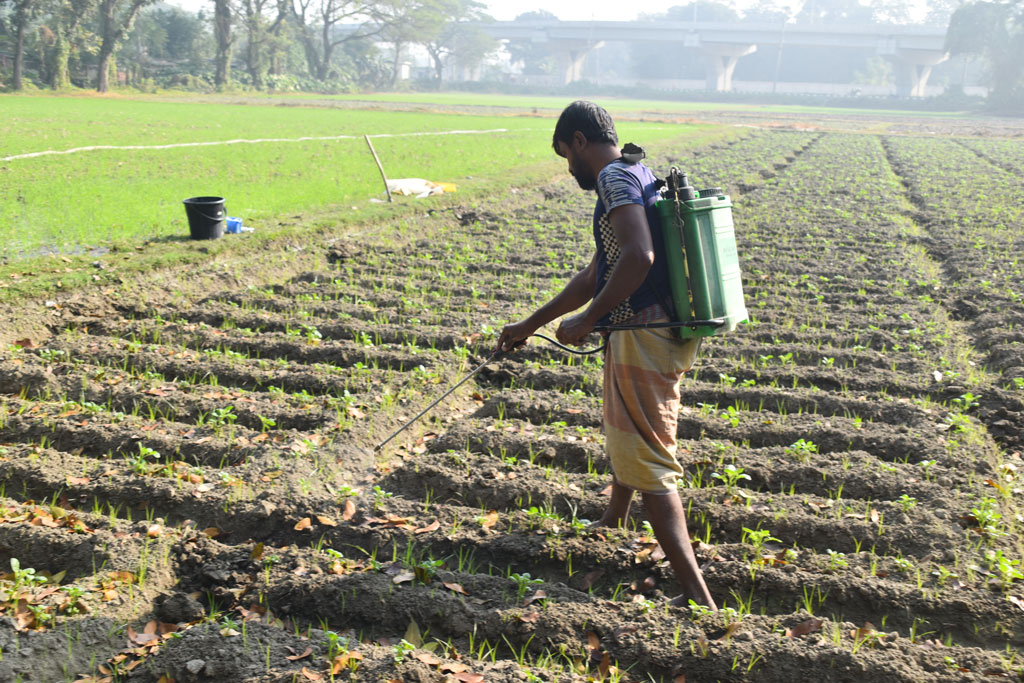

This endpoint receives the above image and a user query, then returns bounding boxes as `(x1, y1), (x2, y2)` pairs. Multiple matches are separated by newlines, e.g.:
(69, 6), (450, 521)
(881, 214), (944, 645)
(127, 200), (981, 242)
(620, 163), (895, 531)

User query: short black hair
(552, 101), (618, 155)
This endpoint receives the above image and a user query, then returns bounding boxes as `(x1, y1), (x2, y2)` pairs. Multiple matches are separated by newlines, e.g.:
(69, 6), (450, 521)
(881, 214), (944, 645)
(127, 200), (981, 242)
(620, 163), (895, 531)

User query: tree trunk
(427, 45), (443, 85)
(97, 0), (115, 92)
(243, 2), (264, 89)
(96, 0), (148, 92)
(13, 20), (25, 90)
(390, 41), (402, 87)
(51, 33), (72, 89)
(317, 20), (332, 80)
(214, 0), (233, 89)
(246, 38), (263, 88)
(97, 46), (114, 92)
(298, 30), (321, 80)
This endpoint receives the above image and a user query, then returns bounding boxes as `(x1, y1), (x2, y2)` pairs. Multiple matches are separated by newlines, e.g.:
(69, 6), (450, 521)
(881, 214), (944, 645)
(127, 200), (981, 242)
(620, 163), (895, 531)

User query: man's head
(552, 101), (619, 191)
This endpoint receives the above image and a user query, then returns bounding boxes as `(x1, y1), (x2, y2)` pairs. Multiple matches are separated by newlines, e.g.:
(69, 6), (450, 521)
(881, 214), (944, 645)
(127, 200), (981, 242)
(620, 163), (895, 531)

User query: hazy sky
(165, 0), (807, 21)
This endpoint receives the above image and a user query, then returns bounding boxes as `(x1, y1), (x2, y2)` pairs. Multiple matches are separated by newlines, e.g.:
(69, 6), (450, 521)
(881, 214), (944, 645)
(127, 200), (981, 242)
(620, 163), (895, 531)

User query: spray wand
(372, 319), (723, 453)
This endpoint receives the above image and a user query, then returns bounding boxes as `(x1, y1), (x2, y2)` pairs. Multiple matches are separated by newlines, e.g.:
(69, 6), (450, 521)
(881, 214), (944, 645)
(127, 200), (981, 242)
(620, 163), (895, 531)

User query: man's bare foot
(591, 479), (634, 530)
(587, 514), (627, 530)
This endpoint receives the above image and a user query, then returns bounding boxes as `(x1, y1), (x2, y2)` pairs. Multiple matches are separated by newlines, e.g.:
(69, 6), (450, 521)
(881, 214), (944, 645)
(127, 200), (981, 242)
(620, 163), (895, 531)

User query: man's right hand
(495, 319), (536, 355)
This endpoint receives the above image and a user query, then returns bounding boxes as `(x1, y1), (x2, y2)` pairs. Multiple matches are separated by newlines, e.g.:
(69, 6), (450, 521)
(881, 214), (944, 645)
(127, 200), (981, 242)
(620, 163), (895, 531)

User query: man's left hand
(556, 312), (595, 346)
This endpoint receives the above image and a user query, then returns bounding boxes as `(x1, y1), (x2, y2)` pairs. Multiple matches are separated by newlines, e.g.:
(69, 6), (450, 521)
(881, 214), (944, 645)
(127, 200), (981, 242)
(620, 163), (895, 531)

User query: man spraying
(496, 101), (717, 609)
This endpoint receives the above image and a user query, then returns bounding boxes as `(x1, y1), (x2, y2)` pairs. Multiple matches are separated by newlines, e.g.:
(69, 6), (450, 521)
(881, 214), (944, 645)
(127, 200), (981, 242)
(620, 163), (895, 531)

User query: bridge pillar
(698, 42), (757, 92)
(884, 47), (949, 97)
(555, 40), (605, 84)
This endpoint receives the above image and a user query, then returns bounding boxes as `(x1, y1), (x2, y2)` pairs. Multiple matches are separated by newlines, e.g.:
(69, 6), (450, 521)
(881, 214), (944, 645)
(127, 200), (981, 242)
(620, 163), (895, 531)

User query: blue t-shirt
(593, 159), (672, 326)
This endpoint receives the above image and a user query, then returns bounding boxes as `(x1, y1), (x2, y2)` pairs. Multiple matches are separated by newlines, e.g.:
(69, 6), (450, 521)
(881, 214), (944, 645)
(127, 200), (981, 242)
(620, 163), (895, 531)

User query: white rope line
(1, 128), (520, 162)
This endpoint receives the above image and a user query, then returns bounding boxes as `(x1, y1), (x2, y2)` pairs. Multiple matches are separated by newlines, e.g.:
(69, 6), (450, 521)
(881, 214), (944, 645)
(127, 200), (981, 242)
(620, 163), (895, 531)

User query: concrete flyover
(482, 21), (949, 96)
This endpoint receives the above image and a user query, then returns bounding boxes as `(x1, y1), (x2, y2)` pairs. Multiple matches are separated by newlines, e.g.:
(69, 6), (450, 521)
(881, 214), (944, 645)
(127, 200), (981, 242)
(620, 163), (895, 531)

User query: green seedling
(985, 550), (1024, 590)
(510, 572), (543, 602)
(951, 392), (980, 411)
(393, 639), (415, 663)
(711, 464), (751, 497)
(826, 549), (847, 571)
(917, 459), (938, 481)
(897, 494), (917, 511)
(970, 498), (1006, 539)
(785, 439), (818, 463)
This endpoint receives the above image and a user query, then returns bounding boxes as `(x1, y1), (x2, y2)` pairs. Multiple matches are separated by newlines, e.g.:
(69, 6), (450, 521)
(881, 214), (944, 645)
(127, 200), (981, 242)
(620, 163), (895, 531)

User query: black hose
(531, 333), (606, 355)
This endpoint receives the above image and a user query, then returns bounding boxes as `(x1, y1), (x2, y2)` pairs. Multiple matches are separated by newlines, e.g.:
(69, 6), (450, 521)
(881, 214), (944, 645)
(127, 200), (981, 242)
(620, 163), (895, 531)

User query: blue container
(226, 217), (243, 234)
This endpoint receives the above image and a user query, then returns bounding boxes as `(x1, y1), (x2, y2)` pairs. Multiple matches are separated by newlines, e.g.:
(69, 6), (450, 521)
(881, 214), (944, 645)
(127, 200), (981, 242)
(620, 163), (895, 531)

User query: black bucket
(182, 196), (226, 240)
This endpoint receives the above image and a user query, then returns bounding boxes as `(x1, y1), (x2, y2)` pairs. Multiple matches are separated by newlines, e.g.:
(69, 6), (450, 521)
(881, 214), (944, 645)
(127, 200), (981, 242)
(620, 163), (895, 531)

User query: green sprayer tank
(655, 167), (748, 339)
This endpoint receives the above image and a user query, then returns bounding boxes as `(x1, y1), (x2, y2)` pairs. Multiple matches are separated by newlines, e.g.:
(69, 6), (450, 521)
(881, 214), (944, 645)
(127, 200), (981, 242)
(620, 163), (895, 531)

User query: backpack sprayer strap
(530, 317), (725, 356)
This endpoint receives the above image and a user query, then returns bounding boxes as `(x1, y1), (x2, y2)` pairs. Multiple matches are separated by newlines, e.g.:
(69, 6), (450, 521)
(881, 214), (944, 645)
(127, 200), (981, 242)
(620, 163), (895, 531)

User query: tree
(96, 0), (155, 91)
(239, 0), (286, 88)
(646, 2), (739, 22)
(43, 0), (97, 88)
(742, 0), (793, 24)
(946, 0), (1024, 107)
(6, 0), (40, 89)
(505, 10), (557, 75)
(212, 0), (232, 88)
(924, 0), (963, 26)
(866, 0), (916, 24)
(119, 5), (209, 85)
(421, 0), (493, 85)
(290, 0), (383, 81)
(794, 0), (873, 24)
(375, 0), (441, 87)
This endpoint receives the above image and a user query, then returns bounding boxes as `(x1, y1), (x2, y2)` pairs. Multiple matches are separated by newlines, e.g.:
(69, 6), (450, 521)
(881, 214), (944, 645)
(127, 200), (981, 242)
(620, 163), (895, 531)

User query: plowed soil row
(0, 129), (1021, 683)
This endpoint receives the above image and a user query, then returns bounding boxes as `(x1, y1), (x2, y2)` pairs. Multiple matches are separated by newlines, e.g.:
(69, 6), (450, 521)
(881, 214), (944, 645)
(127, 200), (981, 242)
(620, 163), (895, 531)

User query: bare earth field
(0, 125), (1022, 682)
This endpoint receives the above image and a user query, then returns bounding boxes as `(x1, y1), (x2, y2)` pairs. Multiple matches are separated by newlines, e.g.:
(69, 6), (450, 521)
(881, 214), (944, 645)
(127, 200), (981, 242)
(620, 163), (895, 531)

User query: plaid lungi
(603, 319), (700, 494)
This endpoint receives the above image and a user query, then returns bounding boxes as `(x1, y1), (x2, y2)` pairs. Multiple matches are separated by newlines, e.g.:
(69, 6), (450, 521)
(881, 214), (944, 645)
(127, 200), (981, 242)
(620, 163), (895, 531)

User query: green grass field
(282, 91), (976, 118)
(1, 95), (708, 258)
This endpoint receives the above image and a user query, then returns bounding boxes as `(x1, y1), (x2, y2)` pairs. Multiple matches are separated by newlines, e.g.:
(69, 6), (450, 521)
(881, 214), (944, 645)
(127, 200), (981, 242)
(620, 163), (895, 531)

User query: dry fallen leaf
(392, 571), (415, 584)
(405, 619), (423, 648)
(586, 631), (601, 653)
(330, 652), (363, 674)
(414, 651), (442, 666)
(598, 652), (614, 679)
(785, 618), (824, 638)
(294, 517), (312, 531)
(202, 527), (220, 538)
(301, 666), (323, 680)
(415, 519), (440, 534)
(453, 673), (484, 683)
(440, 662), (470, 674)
(286, 647), (313, 661)
(524, 589), (547, 606)
(342, 499), (356, 520)
(442, 581), (468, 595)
(481, 509), (499, 528)
(316, 515), (337, 527)
(250, 542), (265, 560)
(716, 622), (742, 642)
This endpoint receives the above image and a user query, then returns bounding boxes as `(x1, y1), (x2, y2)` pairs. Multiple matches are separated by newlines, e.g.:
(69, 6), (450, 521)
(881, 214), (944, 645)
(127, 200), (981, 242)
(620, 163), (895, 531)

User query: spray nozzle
(666, 167), (696, 202)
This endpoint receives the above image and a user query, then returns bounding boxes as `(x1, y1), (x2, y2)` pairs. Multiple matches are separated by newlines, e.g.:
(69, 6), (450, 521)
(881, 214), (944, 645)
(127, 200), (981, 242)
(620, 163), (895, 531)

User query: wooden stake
(364, 135), (393, 203)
